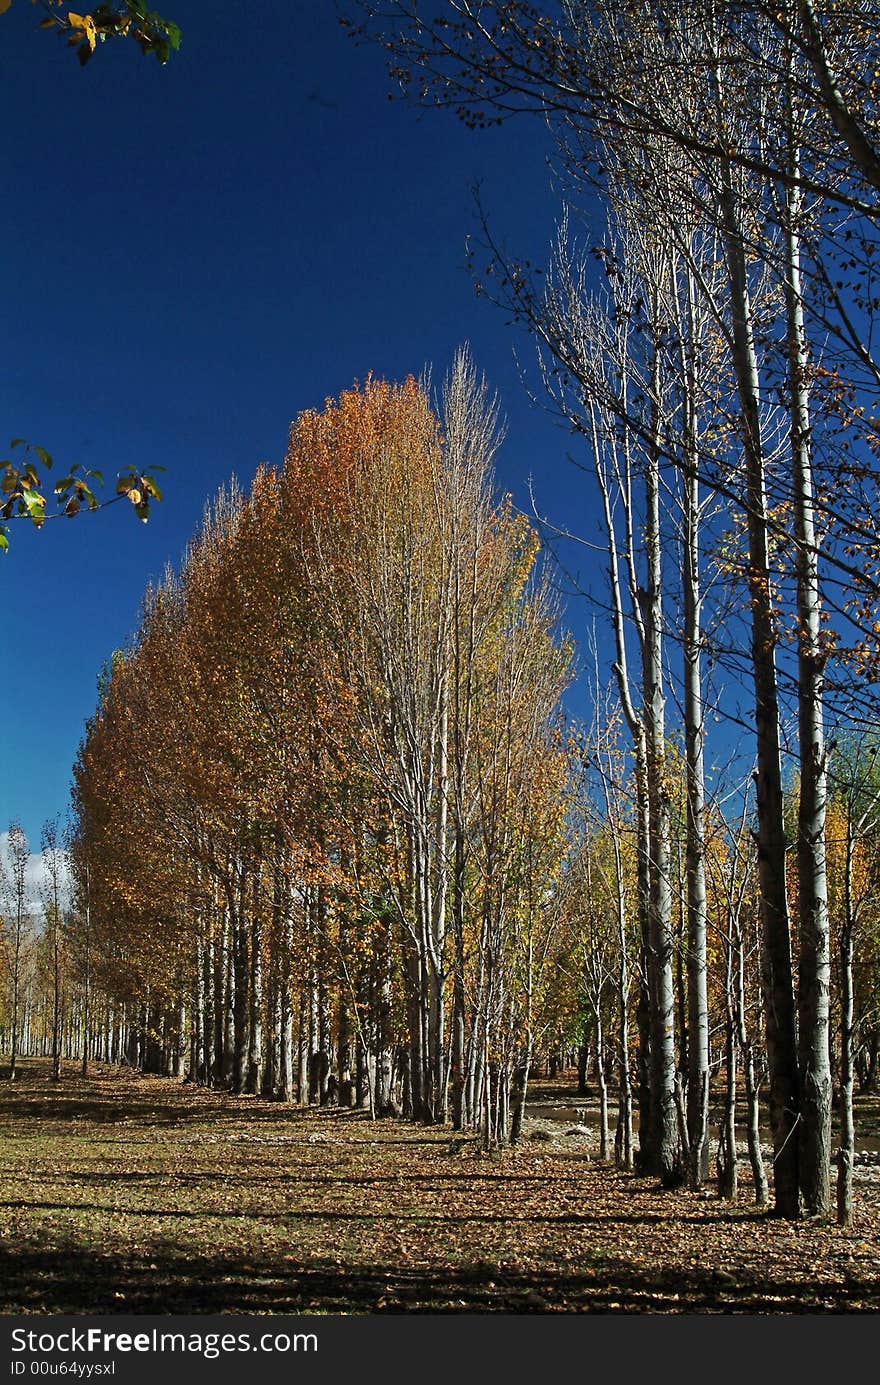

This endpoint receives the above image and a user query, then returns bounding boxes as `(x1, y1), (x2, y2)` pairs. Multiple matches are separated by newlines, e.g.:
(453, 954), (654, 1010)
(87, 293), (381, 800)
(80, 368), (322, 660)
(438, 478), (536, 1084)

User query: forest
(3, 0), (880, 1317)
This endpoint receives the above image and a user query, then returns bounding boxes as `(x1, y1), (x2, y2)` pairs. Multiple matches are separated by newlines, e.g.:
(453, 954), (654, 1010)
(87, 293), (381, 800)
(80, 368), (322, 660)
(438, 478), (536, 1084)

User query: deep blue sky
(2, 0), (598, 847)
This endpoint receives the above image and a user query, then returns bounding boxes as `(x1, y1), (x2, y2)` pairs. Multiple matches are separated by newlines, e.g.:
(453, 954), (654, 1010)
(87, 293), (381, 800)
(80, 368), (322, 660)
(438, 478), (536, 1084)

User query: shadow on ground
(0, 1242), (874, 1314)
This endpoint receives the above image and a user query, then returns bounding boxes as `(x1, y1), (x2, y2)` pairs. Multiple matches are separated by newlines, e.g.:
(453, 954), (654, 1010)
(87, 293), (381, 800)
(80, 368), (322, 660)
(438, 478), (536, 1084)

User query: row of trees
(1, 820), (74, 1082)
(5, 674), (880, 1224)
(4, 370), (880, 1213)
(347, 0), (880, 1219)
(63, 356), (572, 1144)
(6, 0), (880, 1227)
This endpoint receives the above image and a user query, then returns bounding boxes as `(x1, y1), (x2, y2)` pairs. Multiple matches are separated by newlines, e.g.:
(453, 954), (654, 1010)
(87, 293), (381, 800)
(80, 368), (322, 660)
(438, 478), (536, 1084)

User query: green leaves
(116, 465), (165, 521)
(20, 487), (46, 521)
(15, 3), (182, 69)
(0, 441), (165, 551)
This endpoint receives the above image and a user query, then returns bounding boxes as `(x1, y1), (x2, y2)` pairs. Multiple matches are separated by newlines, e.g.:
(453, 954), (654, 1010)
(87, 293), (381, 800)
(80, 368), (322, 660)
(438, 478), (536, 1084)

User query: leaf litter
(0, 1060), (877, 1314)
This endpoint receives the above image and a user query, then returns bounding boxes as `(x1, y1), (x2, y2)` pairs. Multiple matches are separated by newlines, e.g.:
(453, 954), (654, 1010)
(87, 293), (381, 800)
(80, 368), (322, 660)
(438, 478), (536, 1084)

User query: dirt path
(1, 1061), (878, 1313)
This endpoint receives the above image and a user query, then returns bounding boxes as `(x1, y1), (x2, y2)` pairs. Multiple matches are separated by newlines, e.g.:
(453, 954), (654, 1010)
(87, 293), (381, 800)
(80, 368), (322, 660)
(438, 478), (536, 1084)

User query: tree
(1, 822), (32, 1080)
(708, 797), (770, 1205)
(40, 817), (68, 1081)
(354, 0), (880, 1218)
(67, 358), (572, 1142)
(350, 1), (880, 211)
(586, 699), (638, 1172)
(826, 735), (880, 1224)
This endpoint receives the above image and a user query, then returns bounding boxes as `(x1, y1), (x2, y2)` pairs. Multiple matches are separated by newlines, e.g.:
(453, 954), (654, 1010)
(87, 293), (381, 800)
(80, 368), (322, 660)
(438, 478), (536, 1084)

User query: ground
(0, 1061), (878, 1314)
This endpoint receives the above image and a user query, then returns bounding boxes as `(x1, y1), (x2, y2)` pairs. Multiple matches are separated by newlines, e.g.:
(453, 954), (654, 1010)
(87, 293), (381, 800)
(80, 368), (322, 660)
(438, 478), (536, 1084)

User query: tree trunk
(232, 882), (250, 1095)
(734, 917), (769, 1206)
(80, 868), (92, 1079)
(721, 180), (800, 1218)
(719, 949), (738, 1202)
(221, 902), (235, 1088)
(246, 872), (263, 1096)
(837, 816), (856, 1226)
(642, 355), (679, 1186)
(785, 165), (831, 1217)
(451, 827), (467, 1131)
(681, 275), (710, 1188)
(297, 985), (309, 1104)
(596, 1017), (610, 1161)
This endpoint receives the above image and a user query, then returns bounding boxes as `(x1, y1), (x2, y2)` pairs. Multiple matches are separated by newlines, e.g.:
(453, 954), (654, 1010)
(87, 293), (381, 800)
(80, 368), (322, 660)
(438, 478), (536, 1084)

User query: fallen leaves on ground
(0, 1061), (877, 1314)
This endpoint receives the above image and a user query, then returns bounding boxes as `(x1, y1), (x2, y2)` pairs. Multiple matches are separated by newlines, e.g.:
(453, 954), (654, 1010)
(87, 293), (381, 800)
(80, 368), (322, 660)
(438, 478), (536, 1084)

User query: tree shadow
(0, 1242), (874, 1315)
(0, 1194), (818, 1233)
(0, 1068), (384, 1131)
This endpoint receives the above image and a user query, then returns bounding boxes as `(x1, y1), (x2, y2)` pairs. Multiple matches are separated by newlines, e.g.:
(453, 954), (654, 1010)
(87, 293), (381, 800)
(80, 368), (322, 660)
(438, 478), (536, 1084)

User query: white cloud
(0, 831), (73, 916)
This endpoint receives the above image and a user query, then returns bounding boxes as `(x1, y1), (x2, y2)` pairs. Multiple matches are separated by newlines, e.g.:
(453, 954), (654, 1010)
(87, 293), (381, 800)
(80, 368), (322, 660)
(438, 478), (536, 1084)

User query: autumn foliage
(68, 358), (571, 1138)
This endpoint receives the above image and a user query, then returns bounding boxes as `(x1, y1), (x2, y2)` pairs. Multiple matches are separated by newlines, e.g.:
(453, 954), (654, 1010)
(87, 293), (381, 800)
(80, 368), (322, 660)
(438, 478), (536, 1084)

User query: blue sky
(2, 0), (600, 847)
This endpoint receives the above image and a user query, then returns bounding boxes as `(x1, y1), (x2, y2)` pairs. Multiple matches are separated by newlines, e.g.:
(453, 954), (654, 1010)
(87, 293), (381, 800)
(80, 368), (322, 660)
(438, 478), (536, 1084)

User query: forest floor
(0, 1060), (878, 1314)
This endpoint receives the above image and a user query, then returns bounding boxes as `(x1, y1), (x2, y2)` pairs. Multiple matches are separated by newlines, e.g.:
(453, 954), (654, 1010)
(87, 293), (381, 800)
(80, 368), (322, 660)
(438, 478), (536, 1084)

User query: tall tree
(40, 817), (67, 1083)
(2, 822), (31, 1081)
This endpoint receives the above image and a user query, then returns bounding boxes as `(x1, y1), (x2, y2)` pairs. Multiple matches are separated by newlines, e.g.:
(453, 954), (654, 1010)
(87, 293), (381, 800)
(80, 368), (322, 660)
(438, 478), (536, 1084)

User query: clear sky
(2, 0), (599, 850)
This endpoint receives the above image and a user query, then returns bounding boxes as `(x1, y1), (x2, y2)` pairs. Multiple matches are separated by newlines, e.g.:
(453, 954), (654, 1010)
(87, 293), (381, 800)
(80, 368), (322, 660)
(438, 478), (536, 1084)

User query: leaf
(0, 529), (8, 554)
(68, 13), (97, 51)
(22, 488), (45, 517)
(0, 1), (13, 16)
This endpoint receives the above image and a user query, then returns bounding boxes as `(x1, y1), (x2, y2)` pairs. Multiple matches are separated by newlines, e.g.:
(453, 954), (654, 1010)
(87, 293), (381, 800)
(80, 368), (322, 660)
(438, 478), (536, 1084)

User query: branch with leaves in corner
(0, 1), (180, 67)
(0, 2), (177, 549)
(0, 440), (164, 552)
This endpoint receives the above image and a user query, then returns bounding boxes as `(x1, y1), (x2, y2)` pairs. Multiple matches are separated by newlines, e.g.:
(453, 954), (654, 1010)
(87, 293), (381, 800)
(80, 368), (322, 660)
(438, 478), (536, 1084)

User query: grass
(0, 1059), (878, 1314)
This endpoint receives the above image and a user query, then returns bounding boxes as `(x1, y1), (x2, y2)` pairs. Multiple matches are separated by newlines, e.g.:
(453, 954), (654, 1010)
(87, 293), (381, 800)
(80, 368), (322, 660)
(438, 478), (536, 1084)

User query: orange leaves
(71, 359), (573, 1114)
(282, 375), (439, 542)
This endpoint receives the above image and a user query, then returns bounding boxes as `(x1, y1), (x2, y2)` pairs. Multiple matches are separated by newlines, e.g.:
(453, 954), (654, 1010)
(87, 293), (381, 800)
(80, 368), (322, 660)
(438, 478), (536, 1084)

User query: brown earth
(0, 1060), (877, 1314)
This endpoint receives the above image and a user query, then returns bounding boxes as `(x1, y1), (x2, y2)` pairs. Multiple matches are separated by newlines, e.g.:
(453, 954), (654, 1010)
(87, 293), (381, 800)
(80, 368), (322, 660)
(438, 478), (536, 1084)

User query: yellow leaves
(67, 11), (96, 51)
(0, 1), (13, 16)
(73, 362), (571, 1091)
(22, 1), (179, 66)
